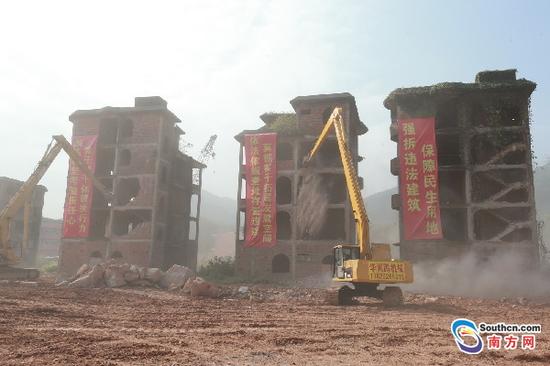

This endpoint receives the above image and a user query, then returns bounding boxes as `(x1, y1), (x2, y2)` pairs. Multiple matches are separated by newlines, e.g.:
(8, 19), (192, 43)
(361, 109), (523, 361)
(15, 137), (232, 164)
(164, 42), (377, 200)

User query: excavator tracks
(325, 284), (404, 306)
(324, 286), (354, 306)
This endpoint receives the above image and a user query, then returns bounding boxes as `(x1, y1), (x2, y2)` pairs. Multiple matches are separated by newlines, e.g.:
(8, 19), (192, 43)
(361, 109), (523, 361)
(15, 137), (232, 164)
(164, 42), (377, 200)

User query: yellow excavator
(304, 107), (414, 306)
(0, 135), (113, 280)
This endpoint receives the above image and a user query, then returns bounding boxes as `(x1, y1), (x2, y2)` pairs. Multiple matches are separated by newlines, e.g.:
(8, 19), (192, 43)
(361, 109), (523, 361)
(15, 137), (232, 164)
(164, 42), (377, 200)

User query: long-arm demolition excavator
(304, 107), (414, 306)
(0, 135), (113, 280)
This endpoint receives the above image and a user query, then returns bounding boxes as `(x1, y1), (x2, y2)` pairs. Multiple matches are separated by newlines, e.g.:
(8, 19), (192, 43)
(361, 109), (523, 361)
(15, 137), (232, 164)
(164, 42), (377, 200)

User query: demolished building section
(386, 70), (540, 264)
(234, 93), (367, 279)
(0, 177), (46, 266)
(58, 96), (204, 276)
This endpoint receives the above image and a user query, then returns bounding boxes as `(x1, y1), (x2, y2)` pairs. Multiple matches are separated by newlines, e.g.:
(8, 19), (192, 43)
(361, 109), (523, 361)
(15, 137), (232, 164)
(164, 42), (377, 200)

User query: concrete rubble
(183, 277), (220, 298)
(159, 264), (194, 290)
(59, 261), (219, 297)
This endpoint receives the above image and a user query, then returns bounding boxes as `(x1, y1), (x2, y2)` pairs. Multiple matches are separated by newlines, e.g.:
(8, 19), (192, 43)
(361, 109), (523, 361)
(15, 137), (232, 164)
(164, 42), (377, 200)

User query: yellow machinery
(305, 107), (414, 306)
(0, 135), (112, 280)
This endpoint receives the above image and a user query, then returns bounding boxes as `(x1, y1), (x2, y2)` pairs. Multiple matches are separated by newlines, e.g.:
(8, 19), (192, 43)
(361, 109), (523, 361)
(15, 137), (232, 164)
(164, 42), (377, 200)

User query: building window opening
(240, 177), (246, 199)
(277, 142), (293, 161)
(190, 194), (199, 218)
(277, 211), (291, 240)
(119, 149), (131, 166)
(99, 118), (118, 145)
(112, 210), (151, 236)
(189, 220), (197, 241)
(318, 140), (341, 167)
(276, 176), (292, 204)
(272, 254), (290, 273)
(117, 178), (140, 205)
(95, 148), (115, 176)
(119, 119), (133, 138)
(436, 101), (458, 128)
(239, 210), (245, 241)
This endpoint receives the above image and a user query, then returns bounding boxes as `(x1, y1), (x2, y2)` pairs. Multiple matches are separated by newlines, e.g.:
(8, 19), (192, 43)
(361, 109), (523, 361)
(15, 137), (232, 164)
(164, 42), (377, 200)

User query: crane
(0, 135), (113, 280)
(304, 107), (414, 306)
(192, 134), (217, 185)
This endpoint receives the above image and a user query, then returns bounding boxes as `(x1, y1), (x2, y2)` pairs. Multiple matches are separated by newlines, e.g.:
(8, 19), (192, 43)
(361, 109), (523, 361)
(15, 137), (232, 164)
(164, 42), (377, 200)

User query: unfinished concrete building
(235, 93), (367, 279)
(59, 97), (204, 276)
(386, 70), (540, 264)
(0, 177), (46, 266)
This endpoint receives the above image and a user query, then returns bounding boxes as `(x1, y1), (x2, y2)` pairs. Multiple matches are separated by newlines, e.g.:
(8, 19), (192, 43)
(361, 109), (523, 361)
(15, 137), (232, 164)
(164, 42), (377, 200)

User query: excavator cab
(332, 245), (359, 279)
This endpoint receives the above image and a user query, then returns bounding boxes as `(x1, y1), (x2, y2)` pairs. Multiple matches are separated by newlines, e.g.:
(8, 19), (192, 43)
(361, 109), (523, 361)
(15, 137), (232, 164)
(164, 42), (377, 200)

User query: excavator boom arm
(1, 135), (113, 266)
(304, 108), (371, 258)
(52, 135), (114, 201)
(0, 141), (63, 263)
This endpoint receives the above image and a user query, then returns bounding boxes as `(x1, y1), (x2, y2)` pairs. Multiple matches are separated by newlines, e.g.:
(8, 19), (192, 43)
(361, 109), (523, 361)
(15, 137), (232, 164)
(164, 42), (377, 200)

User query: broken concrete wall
(385, 70), (539, 265)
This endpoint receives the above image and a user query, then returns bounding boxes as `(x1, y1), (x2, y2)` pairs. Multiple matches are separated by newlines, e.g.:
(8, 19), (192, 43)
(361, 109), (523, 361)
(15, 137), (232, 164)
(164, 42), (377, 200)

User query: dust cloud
(404, 250), (550, 299)
(296, 171), (328, 239)
(294, 270), (334, 289)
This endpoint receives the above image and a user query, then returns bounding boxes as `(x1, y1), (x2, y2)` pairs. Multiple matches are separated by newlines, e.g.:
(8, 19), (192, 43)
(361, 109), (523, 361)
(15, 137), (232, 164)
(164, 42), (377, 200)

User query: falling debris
(296, 171), (329, 239)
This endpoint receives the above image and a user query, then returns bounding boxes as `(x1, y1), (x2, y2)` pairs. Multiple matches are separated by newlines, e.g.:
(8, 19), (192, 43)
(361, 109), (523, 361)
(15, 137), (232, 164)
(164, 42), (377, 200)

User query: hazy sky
(1, 0), (549, 218)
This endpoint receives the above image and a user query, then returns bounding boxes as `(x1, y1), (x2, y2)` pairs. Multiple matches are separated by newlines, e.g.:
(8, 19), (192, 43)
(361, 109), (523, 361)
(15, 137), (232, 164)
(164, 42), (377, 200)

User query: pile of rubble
(57, 261), (219, 298)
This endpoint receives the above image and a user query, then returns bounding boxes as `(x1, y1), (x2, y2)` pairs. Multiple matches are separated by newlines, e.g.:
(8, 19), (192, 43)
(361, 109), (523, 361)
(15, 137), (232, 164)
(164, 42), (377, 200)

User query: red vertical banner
(398, 117), (443, 240)
(244, 133), (277, 247)
(62, 135), (98, 238)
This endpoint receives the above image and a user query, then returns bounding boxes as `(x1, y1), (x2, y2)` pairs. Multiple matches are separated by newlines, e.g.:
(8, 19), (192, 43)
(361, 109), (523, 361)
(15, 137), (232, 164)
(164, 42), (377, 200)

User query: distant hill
(197, 191), (236, 264)
(199, 190), (236, 228)
(364, 187), (399, 244)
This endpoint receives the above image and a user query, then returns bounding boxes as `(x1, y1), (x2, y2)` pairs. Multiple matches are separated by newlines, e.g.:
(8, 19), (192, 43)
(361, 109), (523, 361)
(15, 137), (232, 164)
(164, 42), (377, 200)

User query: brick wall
(59, 97), (202, 276)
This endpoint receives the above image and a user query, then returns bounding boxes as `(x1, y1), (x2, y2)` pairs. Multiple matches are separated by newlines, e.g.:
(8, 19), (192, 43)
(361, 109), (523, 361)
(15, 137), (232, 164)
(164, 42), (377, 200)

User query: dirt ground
(0, 281), (549, 366)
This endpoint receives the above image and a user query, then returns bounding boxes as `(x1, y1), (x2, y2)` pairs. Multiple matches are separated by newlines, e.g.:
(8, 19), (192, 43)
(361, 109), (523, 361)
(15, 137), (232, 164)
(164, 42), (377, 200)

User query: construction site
(1, 3), (550, 365)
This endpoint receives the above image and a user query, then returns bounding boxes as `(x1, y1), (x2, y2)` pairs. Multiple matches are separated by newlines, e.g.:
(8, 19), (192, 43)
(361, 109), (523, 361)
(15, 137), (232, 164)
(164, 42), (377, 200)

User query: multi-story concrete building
(58, 96), (204, 276)
(0, 177), (47, 266)
(385, 70), (540, 264)
(234, 93), (367, 279)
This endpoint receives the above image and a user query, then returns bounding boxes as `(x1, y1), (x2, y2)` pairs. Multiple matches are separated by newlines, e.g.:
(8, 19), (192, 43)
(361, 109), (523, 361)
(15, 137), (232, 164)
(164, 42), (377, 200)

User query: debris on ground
(59, 261), (203, 291)
(159, 264), (195, 290)
(184, 277), (220, 298)
(1, 280), (549, 365)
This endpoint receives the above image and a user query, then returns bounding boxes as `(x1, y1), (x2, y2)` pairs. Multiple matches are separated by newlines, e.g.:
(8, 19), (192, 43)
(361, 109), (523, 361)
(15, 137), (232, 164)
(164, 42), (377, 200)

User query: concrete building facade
(58, 96), (204, 276)
(235, 93), (367, 280)
(0, 177), (47, 266)
(385, 70), (540, 264)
